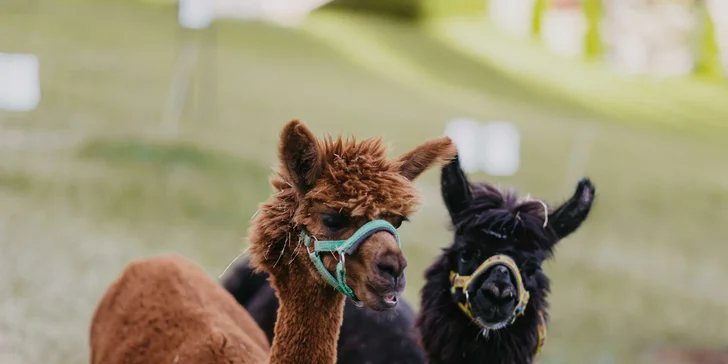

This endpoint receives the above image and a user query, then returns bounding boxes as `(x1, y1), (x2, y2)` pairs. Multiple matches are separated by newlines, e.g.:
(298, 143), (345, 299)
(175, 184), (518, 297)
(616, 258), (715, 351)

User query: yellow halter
(449, 254), (547, 357)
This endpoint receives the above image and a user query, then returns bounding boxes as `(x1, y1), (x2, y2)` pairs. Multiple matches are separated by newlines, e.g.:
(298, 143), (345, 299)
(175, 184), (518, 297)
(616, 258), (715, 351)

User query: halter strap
(302, 219), (400, 300)
(535, 311), (547, 356)
(449, 254), (547, 357)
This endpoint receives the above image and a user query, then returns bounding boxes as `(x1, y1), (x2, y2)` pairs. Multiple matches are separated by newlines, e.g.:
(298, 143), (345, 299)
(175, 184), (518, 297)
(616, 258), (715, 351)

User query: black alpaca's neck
(416, 255), (547, 364)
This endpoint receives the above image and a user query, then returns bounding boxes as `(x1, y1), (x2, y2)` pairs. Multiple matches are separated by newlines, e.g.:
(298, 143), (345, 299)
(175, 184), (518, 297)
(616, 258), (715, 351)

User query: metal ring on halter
(305, 235), (316, 255)
(339, 251), (346, 266)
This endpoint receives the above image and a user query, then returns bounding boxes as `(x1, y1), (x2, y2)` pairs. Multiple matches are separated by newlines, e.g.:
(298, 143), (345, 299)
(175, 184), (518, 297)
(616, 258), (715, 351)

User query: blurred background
(1, 0), (727, 363)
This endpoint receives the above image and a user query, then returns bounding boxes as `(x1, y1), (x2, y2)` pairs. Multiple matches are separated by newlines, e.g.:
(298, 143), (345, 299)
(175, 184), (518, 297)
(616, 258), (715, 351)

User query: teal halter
(301, 219), (401, 301)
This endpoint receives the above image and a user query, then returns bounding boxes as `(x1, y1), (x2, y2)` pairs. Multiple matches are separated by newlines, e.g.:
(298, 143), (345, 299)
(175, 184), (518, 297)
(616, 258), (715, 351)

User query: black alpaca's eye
(460, 250), (478, 263)
(321, 213), (348, 231)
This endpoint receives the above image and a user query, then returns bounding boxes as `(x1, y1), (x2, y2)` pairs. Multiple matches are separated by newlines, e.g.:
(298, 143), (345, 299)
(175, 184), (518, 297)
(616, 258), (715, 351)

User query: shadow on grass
(79, 139), (264, 177)
(65, 139), (275, 228)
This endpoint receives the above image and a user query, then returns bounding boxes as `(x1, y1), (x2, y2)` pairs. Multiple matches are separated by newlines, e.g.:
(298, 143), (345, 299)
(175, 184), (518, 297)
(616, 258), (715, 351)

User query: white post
(479, 121), (520, 177)
(444, 118), (482, 174)
(161, 41), (200, 137)
(445, 119), (521, 177)
(0, 53), (40, 112)
(178, 0), (214, 29)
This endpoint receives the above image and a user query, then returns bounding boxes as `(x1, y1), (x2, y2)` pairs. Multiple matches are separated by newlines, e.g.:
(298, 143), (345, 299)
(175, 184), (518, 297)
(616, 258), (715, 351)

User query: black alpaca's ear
(548, 177), (596, 239)
(441, 155), (472, 224)
(278, 120), (323, 195)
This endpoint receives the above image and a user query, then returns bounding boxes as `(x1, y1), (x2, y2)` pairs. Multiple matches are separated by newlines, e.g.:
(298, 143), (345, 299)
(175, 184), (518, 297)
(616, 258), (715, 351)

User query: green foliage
(694, 2), (723, 79)
(322, 0), (485, 21)
(531, 0), (547, 38)
(421, 0), (487, 19)
(583, 0), (603, 61)
(322, 0), (423, 21)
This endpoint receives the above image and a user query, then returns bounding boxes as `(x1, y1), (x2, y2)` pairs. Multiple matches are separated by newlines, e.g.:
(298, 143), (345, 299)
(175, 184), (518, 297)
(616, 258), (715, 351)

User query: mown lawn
(0, 2), (727, 363)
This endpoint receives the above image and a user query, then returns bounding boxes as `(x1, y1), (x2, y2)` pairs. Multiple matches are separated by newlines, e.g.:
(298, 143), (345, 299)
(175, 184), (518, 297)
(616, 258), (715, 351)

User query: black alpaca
(221, 256), (426, 364)
(417, 156), (596, 364)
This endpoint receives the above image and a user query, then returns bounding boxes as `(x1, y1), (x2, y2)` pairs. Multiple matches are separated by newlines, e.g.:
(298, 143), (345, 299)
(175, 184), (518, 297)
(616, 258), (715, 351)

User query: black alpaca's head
(441, 155), (595, 333)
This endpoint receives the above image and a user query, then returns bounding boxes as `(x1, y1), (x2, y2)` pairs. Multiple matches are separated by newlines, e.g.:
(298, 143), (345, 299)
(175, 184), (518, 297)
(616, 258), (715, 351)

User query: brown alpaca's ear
(278, 120), (323, 195)
(395, 137), (457, 181)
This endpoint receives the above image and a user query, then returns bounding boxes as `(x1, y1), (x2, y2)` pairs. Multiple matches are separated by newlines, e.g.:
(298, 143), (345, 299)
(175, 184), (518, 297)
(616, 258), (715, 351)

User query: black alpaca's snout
(470, 264), (518, 324)
(491, 265), (510, 280)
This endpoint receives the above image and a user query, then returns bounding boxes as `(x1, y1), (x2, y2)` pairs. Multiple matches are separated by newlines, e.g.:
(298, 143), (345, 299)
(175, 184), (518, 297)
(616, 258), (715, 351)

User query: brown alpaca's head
(250, 120), (456, 311)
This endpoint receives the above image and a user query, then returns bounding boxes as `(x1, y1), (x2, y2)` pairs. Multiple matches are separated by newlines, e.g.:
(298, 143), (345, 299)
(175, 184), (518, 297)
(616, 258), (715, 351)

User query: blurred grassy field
(1, 2), (727, 364)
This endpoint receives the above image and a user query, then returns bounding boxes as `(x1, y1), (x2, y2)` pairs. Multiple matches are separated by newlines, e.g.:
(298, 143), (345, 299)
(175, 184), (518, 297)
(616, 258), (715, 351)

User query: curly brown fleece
(89, 254), (269, 364)
(249, 122), (456, 282)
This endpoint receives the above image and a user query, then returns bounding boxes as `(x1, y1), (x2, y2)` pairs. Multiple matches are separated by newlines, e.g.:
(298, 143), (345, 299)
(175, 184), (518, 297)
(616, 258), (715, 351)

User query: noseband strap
(449, 254), (547, 357)
(302, 219), (400, 301)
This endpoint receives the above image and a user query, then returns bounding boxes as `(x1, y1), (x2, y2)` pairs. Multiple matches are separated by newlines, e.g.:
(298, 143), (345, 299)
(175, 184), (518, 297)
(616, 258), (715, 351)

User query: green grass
(1, 2), (727, 364)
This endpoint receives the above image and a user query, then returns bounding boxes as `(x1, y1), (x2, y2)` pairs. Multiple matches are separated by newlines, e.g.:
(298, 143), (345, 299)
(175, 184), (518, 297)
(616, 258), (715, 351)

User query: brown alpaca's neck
(248, 180), (345, 364)
(267, 280), (345, 364)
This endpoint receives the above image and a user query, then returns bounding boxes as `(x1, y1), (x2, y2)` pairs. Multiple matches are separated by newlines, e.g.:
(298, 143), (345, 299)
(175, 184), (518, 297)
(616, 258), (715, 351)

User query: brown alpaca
(89, 120), (456, 364)
(90, 254), (269, 363)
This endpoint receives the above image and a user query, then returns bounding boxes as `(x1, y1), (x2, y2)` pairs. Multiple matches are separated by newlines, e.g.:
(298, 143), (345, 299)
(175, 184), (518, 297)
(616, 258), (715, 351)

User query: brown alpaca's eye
(321, 213), (348, 231)
(392, 216), (409, 229)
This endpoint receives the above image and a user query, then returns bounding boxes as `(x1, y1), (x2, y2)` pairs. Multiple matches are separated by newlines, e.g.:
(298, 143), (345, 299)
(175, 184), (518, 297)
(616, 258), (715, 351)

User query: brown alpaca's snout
(347, 230), (407, 312)
(470, 264), (517, 326)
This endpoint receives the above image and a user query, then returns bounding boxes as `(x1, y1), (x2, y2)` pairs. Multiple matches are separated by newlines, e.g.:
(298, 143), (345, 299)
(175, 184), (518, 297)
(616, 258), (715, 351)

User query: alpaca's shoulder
(90, 255), (270, 364)
(173, 325), (269, 364)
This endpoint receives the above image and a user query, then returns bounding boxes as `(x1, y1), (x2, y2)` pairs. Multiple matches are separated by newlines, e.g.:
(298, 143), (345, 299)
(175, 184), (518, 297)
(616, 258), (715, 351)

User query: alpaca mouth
(372, 292), (399, 309)
(382, 294), (398, 306)
(475, 317), (510, 333)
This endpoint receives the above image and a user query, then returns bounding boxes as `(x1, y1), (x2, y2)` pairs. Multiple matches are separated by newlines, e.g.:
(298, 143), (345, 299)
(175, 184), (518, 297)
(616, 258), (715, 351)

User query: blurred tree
(531, 0), (547, 38)
(694, 0), (723, 79)
(322, 0), (422, 21)
(583, 0), (603, 61)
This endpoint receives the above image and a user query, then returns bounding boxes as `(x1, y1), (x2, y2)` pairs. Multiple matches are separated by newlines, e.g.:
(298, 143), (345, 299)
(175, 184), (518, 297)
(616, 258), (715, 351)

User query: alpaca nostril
(482, 283), (516, 303)
(494, 265), (508, 276)
(377, 263), (400, 283)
